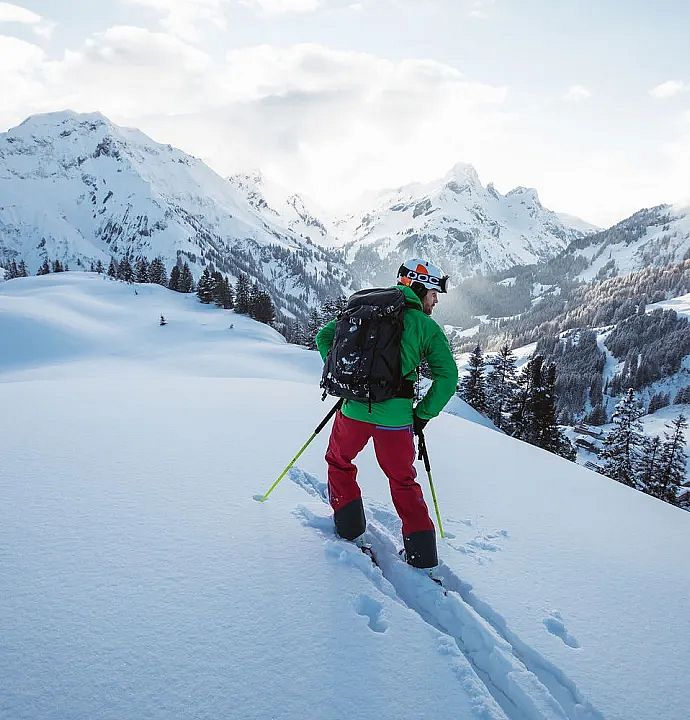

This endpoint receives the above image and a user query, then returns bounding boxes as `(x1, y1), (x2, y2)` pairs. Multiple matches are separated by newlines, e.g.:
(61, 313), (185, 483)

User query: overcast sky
(2, 0), (689, 226)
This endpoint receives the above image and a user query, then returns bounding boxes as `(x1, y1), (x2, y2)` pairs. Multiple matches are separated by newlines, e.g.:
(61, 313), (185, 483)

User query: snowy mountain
(227, 170), (339, 247)
(337, 163), (594, 287)
(0, 111), (351, 319)
(562, 204), (690, 282)
(2, 271), (689, 720)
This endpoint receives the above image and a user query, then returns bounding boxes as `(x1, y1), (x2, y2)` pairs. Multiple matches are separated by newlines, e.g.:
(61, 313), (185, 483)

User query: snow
(2, 273), (690, 720)
(0, 112), (342, 310)
(339, 162), (591, 280)
(648, 291), (690, 318)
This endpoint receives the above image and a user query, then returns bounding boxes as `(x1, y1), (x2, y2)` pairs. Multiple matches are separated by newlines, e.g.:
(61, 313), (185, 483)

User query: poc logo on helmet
(403, 270), (443, 287)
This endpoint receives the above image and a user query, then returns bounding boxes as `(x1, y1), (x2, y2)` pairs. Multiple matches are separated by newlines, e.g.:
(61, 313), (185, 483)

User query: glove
(413, 412), (429, 436)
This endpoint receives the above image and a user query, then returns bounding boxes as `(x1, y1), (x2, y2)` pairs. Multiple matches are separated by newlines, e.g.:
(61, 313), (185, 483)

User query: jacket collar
(397, 283), (423, 310)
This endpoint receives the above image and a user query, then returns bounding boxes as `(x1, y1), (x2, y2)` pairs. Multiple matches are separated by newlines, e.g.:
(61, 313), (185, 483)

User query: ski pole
(417, 431), (445, 538)
(256, 398), (343, 502)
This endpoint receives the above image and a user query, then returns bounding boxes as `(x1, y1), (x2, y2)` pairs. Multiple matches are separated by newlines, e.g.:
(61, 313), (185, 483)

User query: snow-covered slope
(338, 163), (594, 286)
(564, 204), (690, 282)
(0, 111), (350, 317)
(2, 273), (689, 720)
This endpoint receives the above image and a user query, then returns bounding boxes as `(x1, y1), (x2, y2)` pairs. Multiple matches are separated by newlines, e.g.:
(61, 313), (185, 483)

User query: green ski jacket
(315, 284), (459, 427)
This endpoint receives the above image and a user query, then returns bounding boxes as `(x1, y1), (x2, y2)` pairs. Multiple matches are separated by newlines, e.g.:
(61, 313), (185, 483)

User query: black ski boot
(333, 497), (366, 540)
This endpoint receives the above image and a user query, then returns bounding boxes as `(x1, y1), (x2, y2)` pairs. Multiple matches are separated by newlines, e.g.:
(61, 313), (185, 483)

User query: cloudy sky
(2, 0), (689, 226)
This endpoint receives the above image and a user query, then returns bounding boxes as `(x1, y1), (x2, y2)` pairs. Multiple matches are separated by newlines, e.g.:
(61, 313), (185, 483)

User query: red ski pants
(325, 411), (434, 536)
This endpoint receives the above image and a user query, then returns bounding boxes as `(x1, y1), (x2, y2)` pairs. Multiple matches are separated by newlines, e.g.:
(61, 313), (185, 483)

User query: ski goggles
(398, 266), (449, 293)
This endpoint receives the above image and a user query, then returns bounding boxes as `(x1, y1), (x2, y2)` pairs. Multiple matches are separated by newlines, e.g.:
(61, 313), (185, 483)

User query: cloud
(563, 85), (591, 102)
(123, 0), (229, 40)
(0, 35), (49, 125)
(123, 0), (322, 37)
(135, 44), (509, 208)
(239, 0), (321, 13)
(469, 0), (495, 18)
(0, 2), (55, 37)
(649, 80), (688, 99)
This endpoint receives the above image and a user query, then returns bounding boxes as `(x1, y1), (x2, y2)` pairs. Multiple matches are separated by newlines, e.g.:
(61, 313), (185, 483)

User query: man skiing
(316, 259), (458, 568)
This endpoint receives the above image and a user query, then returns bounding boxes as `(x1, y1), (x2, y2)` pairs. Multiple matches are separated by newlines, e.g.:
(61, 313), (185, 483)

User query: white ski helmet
(397, 258), (449, 295)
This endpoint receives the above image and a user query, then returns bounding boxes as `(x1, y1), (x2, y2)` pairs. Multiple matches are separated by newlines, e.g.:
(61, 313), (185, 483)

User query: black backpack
(320, 287), (416, 407)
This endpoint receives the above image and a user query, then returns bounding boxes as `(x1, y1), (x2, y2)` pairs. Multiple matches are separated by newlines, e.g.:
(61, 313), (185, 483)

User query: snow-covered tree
(107, 258), (118, 278)
(638, 435), (661, 495)
(135, 257), (150, 284)
(95, 259), (104, 274)
(305, 308), (323, 350)
(650, 414), (688, 504)
(486, 343), (517, 430)
(459, 344), (488, 414)
(37, 259), (51, 276)
(600, 388), (645, 487)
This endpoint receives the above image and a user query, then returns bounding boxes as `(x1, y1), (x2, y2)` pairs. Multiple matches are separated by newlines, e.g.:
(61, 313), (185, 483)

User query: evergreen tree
(17, 260), (28, 277)
(248, 281), (261, 317)
(486, 343), (517, 430)
(6, 260), (18, 279)
(37, 259), (51, 276)
(650, 414), (688, 504)
(584, 402), (608, 426)
(510, 356), (574, 459)
(235, 273), (251, 314)
(178, 262), (194, 293)
(135, 257), (150, 284)
(289, 319), (305, 345)
(160, 314), (167, 326)
(510, 358), (536, 440)
(253, 291), (276, 324)
(148, 257), (168, 287)
(211, 270), (222, 305)
(214, 275), (234, 309)
(459, 344), (488, 414)
(118, 256), (133, 282)
(539, 362), (575, 459)
(305, 308), (323, 350)
(196, 268), (215, 304)
(168, 265), (181, 292)
(638, 435), (661, 495)
(107, 258), (118, 278)
(225, 278), (235, 309)
(95, 259), (104, 274)
(600, 388), (646, 487)
(52, 259), (64, 273)
(674, 387), (690, 405)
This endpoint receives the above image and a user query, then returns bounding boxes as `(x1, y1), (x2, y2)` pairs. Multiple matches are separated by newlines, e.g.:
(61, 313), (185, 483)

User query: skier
(316, 259), (458, 568)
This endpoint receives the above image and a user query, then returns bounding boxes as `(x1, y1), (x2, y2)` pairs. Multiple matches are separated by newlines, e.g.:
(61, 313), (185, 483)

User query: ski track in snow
(289, 468), (604, 720)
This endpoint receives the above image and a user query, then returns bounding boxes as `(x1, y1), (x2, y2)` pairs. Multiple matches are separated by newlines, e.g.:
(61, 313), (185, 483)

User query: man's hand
(413, 412), (429, 436)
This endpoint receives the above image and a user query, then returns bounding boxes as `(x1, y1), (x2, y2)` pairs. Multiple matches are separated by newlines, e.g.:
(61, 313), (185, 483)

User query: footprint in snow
(355, 594), (389, 634)
(543, 612), (580, 648)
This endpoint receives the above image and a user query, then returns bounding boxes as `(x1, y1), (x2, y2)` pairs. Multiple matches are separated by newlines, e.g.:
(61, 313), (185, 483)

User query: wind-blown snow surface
(2, 274), (689, 720)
